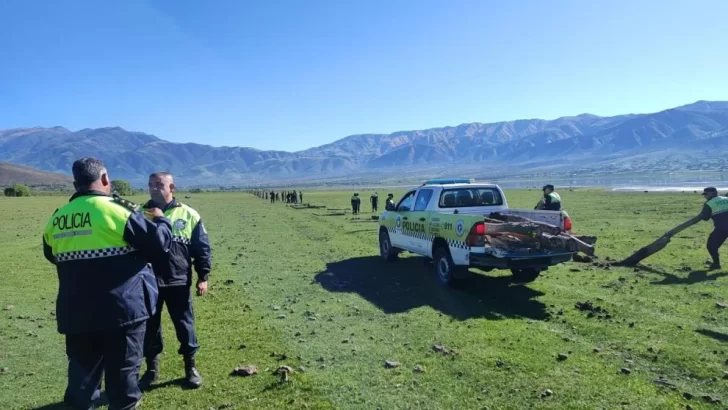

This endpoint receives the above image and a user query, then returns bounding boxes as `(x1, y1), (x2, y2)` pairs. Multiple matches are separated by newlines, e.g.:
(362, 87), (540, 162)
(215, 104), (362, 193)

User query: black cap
(702, 187), (718, 195)
(543, 184), (554, 190)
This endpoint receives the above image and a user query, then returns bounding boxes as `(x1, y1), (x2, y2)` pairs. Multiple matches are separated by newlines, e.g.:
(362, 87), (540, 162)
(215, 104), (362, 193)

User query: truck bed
(497, 209), (566, 228)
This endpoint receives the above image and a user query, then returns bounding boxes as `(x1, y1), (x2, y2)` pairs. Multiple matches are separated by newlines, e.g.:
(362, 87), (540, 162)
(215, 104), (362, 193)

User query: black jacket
(699, 203), (728, 230)
(43, 191), (173, 335)
(144, 198), (212, 287)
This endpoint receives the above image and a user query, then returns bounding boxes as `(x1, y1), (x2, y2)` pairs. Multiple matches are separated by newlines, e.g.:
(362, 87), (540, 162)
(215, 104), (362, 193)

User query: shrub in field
(111, 179), (133, 196)
(3, 184), (32, 197)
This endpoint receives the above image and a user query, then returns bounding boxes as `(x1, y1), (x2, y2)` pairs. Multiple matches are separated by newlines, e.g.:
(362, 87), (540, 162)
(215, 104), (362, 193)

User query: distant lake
(489, 172), (728, 192)
(299, 172), (728, 192)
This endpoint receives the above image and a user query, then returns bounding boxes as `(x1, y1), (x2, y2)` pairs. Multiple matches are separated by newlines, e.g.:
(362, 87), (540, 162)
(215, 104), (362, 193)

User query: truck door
(390, 190), (417, 251)
(408, 188), (435, 253)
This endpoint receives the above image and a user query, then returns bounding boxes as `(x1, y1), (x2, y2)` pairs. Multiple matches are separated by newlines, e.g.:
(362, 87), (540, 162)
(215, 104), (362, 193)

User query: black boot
(139, 356), (159, 390)
(184, 356), (202, 388)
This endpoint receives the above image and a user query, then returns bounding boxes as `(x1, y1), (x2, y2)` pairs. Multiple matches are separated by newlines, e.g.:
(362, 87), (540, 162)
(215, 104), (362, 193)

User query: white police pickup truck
(378, 179), (577, 285)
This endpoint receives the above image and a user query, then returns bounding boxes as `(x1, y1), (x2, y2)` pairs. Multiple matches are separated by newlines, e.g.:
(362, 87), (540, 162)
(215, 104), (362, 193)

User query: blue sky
(1, 0), (726, 152)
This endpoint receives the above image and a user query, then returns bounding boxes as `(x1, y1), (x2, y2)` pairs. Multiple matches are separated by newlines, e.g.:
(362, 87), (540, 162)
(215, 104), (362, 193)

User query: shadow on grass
(31, 393), (108, 410)
(695, 328), (728, 343)
(30, 404), (70, 410)
(650, 269), (728, 285)
(314, 256), (547, 321)
(143, 377), (194, 392)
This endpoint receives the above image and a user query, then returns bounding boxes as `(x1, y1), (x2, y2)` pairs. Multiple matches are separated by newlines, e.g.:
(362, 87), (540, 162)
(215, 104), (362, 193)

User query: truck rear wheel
(379, 230), (398, 261)
(433, 247), (454, 286)
(510, 268), (541, 283)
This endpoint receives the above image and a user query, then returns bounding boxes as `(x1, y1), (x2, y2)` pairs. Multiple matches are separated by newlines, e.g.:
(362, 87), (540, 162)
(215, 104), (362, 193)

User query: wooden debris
(488, 212), (595, 255)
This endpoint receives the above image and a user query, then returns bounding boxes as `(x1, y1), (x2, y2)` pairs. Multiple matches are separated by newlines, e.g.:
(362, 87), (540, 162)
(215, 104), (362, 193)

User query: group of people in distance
(349, 192), (396, 214)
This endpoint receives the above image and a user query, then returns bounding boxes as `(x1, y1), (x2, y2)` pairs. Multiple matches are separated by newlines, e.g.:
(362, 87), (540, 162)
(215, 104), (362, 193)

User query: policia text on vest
(43, 188), (173, 410)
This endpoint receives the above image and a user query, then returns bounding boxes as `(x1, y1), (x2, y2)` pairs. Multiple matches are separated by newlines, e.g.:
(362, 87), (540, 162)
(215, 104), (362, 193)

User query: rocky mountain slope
(1, 101), (727, 184)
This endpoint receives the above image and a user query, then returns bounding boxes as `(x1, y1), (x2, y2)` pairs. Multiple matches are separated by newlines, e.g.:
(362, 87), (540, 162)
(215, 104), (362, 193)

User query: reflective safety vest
(547, 192), (561, 203)
(165, 202), (201, 246)
(42, 192), (164, 335)
(706, 196), (728, 217)
(44, 195), (136, 261)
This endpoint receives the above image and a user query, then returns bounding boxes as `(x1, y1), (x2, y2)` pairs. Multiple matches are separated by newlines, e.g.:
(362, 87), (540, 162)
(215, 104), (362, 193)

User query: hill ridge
(2, 100), (728, 184)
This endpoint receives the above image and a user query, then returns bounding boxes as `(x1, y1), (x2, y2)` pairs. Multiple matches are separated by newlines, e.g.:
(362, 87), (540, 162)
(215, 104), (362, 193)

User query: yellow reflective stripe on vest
(165, 203), (200, 245)
(707, 196), (728, 216)
(43, 196), (134, 261)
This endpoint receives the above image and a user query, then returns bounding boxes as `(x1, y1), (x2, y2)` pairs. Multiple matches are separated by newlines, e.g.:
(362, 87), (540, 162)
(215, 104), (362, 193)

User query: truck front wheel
(379, 230), (399, 261)
(510, 268), (541, 283)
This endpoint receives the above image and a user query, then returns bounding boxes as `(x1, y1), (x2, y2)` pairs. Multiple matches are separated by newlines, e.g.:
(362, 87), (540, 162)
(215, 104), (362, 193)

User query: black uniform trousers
(707, 229), (728, 264)
(144, 285), (199, 359)
(64, 321), (145, 410)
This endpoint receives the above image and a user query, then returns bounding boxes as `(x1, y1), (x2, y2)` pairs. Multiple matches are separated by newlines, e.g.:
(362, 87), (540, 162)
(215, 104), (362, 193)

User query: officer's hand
(196, 281), (208, 296)
(144, 207), (164, 219)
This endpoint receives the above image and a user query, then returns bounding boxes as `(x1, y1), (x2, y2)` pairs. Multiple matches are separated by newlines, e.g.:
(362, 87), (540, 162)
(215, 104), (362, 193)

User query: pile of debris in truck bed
(484, 212), (596, 255)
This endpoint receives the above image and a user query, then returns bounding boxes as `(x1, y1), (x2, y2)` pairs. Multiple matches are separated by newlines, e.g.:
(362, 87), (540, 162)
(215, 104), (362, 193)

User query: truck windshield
(438, 187), (504, 208)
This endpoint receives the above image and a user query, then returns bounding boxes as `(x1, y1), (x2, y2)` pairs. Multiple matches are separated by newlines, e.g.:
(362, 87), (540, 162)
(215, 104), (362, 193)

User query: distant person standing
(42, 157), (173, 410)
(535, 184), (561, 211)
(698, 187), (728, 270)
(351, 193), (361, 214)
(299, 191), (303, 203)
(140, 172), (212, 390)
(385, 193), (396, 210)
(270, 191), (275, 203)
(370, 192), (379, 212)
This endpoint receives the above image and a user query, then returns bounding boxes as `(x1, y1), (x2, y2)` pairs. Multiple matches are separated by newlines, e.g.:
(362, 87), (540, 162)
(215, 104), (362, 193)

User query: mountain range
(1, 100), (728, 186)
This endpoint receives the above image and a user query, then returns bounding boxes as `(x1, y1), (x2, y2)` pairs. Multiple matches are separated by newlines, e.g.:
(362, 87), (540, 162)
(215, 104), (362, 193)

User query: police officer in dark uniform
(351, 192), (361, 214)
(140, 172), (212, 389)
(42, 157), (173, 410)
(385, 193), (396, 210)
(535, 184), (561, 211)
(370, 192), (379, 213)
(698, 187), (728, 270)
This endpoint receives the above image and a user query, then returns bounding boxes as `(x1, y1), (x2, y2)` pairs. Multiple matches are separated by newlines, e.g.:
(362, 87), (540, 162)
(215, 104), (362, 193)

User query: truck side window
(414, 189), (433, 211)
(397, 191), (416, 212)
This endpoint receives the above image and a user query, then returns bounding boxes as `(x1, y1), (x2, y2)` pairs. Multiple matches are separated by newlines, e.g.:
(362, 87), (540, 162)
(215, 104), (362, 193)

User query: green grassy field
(1, 189), (727, 409)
